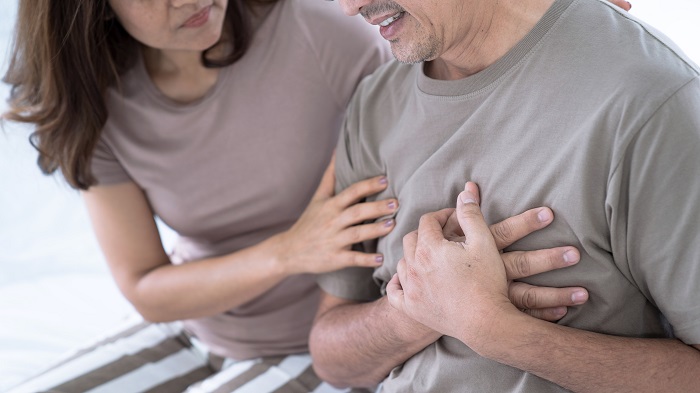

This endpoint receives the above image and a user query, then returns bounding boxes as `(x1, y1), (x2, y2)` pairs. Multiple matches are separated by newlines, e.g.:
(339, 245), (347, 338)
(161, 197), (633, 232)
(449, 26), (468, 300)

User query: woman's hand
(272, 156), (397, 275)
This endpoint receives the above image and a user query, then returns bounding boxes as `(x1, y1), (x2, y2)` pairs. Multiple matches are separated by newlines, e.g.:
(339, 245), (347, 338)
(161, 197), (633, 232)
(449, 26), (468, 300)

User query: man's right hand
(311, 198), (589, 388)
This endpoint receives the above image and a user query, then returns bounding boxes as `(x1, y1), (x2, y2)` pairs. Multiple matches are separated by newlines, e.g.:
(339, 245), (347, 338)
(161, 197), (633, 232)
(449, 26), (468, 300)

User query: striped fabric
(6, 316), (372, 393)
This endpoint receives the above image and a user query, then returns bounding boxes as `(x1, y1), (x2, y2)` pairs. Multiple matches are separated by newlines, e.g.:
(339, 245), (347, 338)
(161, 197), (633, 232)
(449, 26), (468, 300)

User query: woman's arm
(82, 160), (397, 322)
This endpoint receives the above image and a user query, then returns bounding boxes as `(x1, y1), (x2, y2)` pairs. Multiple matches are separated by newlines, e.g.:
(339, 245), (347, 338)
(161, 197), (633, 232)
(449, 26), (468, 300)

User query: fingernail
(626, 1), (632, 9)
(536, 208), (552, 223)
(553, 307), (567, 317)
(563, 250), (580, 265)
(375, 255), (384, 264)
(379, 176), (388, 185)
(388, 201), (397, 210)
(384, 219), (394, 227)
(571, 290), (588, 304)
(459, 190), (478, 205)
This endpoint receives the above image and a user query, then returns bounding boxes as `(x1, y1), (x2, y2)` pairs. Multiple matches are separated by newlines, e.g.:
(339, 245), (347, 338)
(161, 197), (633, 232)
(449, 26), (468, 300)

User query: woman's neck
(142, 46), (220, 104)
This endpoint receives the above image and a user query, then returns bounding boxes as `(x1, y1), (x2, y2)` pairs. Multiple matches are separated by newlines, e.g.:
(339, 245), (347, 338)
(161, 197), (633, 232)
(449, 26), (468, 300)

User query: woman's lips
(182, 6), (212, 28)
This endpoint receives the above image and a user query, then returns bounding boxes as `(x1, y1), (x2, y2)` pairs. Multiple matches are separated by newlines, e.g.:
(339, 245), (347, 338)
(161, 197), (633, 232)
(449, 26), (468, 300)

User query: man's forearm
(310, 296), (440, 388)
(475, 312), (700, 393)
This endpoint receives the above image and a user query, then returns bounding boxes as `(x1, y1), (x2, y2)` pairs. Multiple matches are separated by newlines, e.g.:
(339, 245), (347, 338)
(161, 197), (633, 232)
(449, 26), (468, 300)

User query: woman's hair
(2, 0), (278, 190)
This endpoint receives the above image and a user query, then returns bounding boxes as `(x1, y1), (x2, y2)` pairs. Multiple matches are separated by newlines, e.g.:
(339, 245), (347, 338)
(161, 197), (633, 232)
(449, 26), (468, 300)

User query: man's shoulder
(570, 0), (698, 78)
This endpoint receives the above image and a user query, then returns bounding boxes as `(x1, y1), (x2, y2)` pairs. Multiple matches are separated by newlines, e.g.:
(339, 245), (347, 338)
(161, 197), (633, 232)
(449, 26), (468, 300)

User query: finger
(312, 154), (337, 200)
(441, 208), (464, 241)
(334, 175), (389, 208)
(386, 273), (405, 312)
(333, 250), (385, 270)
(339, 198), (398, 227)
(415, 208), (457, 246)
(402, 231), (418, 264)
(508, 281), (589, 310)
(502, 246), (580, 280)
(454, 182), (497, 248)
(339, 219), (395, 247)
(489, 207), (554, 250)
(396, 258), (408, 287)
(523, 307), (568, 322)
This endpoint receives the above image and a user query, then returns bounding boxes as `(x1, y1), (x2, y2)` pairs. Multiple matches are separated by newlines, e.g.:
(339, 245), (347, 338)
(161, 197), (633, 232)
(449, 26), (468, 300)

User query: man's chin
(389, 39), (440, 64)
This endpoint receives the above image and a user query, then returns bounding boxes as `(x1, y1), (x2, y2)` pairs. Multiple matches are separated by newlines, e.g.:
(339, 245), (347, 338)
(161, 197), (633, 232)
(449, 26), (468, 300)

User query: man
(310, 0), (700, 392)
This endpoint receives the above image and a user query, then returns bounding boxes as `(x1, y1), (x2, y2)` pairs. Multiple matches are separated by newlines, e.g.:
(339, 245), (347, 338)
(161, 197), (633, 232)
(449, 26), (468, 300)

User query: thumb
(386, 273), (405, 312)
(312, 154), (336, 200)
(456, 182), (492, 242)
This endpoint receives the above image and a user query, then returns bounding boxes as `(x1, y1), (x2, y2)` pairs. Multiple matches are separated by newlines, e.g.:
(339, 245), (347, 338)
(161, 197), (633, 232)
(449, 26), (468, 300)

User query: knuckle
(521, 288), (539, 309)
(357, 254), (372, 267)
(346, 226), (363, 244)
(344, 183), (366, 201)
(343, 206), (362, 223)
(509, 252), (531, 278)
(407, 264), (419, 279)
(491, 221), (515, 245)
(396, 259), (405, 275)
(403, 231), (417, 245)
(414, 245), (431, 264)
(462, 206), (484, 220)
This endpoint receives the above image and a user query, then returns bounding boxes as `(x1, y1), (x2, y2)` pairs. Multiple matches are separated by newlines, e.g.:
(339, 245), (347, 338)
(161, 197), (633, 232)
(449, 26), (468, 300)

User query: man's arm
(310, 293), (438, 388)
(311, 206), (591, 388)
(483, 314), (700, 393)
(389, 182), (700, 393)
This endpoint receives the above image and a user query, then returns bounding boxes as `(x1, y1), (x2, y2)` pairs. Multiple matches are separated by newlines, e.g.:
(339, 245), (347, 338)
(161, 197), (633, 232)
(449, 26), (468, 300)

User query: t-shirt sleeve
(607, 76), (700, 344)
(316, 83), (383, 302)
(90, 136), (134, 186)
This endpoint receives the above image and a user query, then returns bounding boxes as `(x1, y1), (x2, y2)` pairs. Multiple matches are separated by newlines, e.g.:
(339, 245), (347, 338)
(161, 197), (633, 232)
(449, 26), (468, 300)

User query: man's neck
(426, 0), (556, 81)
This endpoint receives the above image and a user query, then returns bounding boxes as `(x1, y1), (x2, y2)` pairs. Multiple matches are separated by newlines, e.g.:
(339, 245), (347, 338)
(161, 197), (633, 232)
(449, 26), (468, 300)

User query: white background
(1, 0), (699, 391)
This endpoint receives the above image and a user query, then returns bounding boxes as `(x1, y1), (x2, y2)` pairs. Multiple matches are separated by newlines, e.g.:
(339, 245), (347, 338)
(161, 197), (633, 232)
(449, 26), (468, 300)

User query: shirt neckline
(417, 0), (574, 97)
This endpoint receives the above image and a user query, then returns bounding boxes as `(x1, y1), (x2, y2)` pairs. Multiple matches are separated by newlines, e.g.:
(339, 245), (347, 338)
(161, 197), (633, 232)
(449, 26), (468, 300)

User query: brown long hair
(2, 0), (278, 190)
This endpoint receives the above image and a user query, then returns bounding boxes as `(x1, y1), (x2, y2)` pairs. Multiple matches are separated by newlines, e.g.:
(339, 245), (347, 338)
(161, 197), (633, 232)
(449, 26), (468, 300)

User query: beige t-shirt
(318, 0), (700, 391)
(91, 0), (391, 360)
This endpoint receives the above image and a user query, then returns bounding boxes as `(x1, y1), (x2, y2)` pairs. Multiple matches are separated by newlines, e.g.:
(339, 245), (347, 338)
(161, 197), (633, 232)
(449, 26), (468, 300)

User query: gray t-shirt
(90, 0), (391, 360)
(318, 0), (700, 391)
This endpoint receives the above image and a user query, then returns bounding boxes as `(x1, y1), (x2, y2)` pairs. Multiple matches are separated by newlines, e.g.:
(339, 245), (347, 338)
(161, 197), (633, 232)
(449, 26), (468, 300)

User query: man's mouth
(379, 11), (405, 27)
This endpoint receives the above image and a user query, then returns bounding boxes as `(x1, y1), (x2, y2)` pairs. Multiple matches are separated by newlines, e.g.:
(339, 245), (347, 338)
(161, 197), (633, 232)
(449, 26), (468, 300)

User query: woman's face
(107, 0), (228, 51)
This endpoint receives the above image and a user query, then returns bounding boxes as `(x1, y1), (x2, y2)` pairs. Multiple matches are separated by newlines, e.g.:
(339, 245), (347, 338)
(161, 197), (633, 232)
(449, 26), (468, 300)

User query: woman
(2, 0), (627, 391)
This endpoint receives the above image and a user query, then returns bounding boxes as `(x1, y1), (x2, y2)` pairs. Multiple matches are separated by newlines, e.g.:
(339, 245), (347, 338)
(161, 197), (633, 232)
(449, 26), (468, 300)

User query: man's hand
(387, 182), (523, 342)
(475, 205), (587, 321)
(311, 182), (590, 388)
(388, 181), (700, 392)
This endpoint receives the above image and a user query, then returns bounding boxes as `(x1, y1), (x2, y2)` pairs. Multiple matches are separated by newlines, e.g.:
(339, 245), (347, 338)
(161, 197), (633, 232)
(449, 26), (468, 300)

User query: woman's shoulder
(283, 0), (386, 50)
